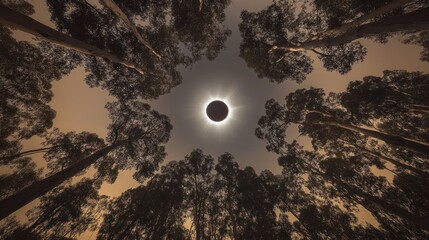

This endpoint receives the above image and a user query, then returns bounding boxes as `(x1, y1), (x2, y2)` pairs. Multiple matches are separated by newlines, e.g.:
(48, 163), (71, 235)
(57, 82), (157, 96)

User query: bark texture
(0, 4), (146, 75)
(323, 121), (429, 156)
(0, 141), (124, 220)
(317, 0), (414, 39)
(101, 0), (161, 59)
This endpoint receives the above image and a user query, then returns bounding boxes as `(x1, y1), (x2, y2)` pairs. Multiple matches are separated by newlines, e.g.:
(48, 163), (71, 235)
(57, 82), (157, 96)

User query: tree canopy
(239, 0), (429, 83)
(0, 0), (428, 239)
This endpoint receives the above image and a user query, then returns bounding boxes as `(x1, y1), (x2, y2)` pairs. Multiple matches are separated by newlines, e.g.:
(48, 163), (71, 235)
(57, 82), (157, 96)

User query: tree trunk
(0, 4), (146, 75)
(100, 0), (161, 59)
(321, 121), (429, 156)
(199, 0), (204, 12)
(277, 7), (429, 51)
(316, 0), (414, 39)
(0, 145), (61, 163)
(341, 180), (429, 231)
(288, 207), (318, 240)
(349, 142), (429, 180)
(0, 141), (125, 220)
(411, 104), (429, 114)
(14, 207), (60, 239)
(310, 166), (429, 231)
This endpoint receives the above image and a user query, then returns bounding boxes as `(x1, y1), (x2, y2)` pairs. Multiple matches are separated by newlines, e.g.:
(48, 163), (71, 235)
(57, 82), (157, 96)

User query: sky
(7, 0), (429, 237)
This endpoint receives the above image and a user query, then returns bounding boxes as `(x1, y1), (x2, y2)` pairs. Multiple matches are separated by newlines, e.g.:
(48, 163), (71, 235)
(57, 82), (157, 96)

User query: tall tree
(0, 26), (79, 157)
(4, 179), (106, 240)
(97, 161), (187, 240)
(278, 143), (429, 232)
(171, 0), (232, 61)
(0, 3), (146, 75)
(46, 0), (232, 101)
(97, 150), (291, 240)
(0, 158), (42, 200)
(239, 0), (429, 83)
(0, 101), (172, 220)
(182, 149), (215, 240)
(256, 86), (429, 157)
(100, 0), (161, 59)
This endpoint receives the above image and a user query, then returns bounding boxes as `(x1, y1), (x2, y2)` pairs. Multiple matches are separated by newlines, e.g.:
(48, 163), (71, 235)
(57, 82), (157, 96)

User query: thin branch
(100, 0), (161, 59)
(311, 48), (334, 57)
(0, 4), (146, 75)
(0, 145), (64, 162)
(83, 0), (102, 15)
(199, 0), (204, 12)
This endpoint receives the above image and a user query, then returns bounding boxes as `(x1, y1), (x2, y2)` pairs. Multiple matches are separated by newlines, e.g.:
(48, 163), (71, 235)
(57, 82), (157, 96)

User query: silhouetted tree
(97, 150), (293, 240)
(100, 0), (161, 58)
(0, 3), (147, 75)
(256, 86), (429, 157)
(341, 70), (429, 122)
(0, 0), (34, 15)
(44, 0), (231, 100)
(97, 161), (187, 240)
(0, 101), (172, 220)
(256, 72), (429, 233)
(278, 143), (429, 233)
(239, 0), (429, 83)
(0, 158), (42, 200)
(4, 179), (106, 240)
(171, 0), (232, 61)
(403, 30), (429, 61)
(0, 26), (79, 158)
(182, 149), (215, 240)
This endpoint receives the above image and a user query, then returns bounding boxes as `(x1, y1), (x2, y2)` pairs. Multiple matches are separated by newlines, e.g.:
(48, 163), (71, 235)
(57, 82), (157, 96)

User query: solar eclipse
(206, 100), (229, 122)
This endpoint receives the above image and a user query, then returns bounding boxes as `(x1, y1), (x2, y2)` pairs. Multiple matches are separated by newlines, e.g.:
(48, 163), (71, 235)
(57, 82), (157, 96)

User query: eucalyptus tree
(97, 150), (290, 240)
(1, 0), (232, 102)
(96, 0), (232, 62)
(234, 166), (281, 239)
(45, 0), (231, 100)
(341, 70), (429, 131)
(4, 179), (106, 240)
(239, 0), (429, 83)
(256, 86), (429, 157)
(100, 0), (161, 59)
(317, 154), (429, 237)
(97, 160), (187, 240)
(0, 218), (42, 240)
(0, 100), (172, 220)
(46, 0), (182, 101)
(213, 153), (240, 239)
(323, 137), (429, 182)
(181, 149), (215, 240)
(0, 158), (41, 200)
(0, 3), (146, 75)
(314, 0), (429, 62)
(171, 0), (232, 61)
(0, 0), (33, 14)
(403, 30), (429, 61)
(259, 151), (383, 239)
(211, 153), (289, 239)
(275, 143), (429, 233)
(0, 25), (80, 158)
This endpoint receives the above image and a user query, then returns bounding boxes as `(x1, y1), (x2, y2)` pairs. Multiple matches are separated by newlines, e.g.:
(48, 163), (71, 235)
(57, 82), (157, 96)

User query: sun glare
(192, 83), (241, 135)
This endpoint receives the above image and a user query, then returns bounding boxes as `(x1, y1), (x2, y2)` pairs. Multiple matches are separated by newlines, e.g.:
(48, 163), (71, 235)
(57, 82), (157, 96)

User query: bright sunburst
(192, 82), (241, 135)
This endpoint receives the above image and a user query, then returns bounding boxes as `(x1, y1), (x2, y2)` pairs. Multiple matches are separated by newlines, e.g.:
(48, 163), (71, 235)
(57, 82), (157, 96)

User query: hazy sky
(9, 0), (429, 235)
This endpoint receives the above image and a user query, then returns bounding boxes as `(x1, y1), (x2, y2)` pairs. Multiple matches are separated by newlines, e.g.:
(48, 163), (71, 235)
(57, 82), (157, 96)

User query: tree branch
(316, 0), (415, 39)
(311, 49), (334, 57)
(100, 0), (161, 59)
